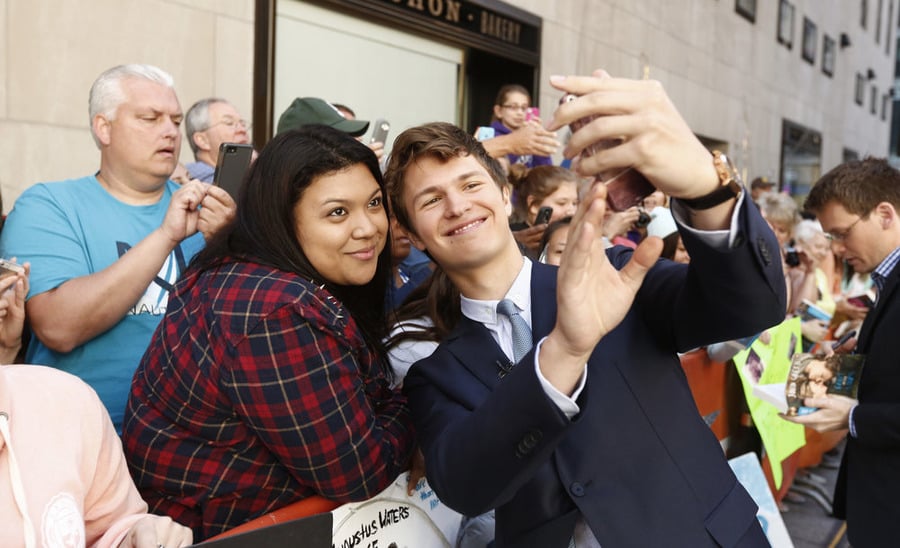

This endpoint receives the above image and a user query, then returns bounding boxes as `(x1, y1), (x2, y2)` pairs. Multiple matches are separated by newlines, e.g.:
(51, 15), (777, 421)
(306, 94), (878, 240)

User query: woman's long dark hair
(191, 125), (393, 370)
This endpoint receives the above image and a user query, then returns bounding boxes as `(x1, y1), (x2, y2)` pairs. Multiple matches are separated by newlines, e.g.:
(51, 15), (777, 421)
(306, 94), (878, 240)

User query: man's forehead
(121, 78), (181, 112)
(816, 201), (853, 225)
(209, 101), (239, 117)
(408, 154), (487, 184)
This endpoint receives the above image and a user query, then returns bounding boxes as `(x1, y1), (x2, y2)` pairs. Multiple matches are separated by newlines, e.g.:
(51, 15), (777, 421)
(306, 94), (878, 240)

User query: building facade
(0, 0), (893, 209)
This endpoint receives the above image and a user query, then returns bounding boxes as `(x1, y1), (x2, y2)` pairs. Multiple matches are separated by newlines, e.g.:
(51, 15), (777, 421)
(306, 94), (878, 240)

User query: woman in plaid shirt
(121, 126), (416, 540)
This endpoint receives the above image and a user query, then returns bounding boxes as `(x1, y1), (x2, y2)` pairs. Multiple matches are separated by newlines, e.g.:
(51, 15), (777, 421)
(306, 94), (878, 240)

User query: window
(887, 0), (894, 54)
(855, 73), (865, 105)
(877, 0), (884, 43)
(802, 18), (818, 64)
(822, 35), (835, 76)
(736, 0), (757, 23)
(862, 0), (868, 28)
(777, 0), (795, 48)
(883, 93), (891, 120)
(780, 119), (822, 200)
(872, 86), (879, 114)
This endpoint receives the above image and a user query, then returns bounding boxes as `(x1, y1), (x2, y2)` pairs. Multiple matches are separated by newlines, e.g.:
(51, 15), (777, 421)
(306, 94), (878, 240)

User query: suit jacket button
(758, 238), (772, 265)
(570, 482), (585, 497)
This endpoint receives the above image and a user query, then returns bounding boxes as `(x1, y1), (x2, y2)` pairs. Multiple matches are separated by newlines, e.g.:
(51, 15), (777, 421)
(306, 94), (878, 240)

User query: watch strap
(680, 150), (742, 210)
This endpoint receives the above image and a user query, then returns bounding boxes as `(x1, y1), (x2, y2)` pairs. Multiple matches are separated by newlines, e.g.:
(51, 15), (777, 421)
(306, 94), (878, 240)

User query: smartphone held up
(0, 258), (25, 286)
(535, 206), (553, 226)
(560, 93), (655, 212)
(213, 143), (254, 201)
(370, 119), (390, 145)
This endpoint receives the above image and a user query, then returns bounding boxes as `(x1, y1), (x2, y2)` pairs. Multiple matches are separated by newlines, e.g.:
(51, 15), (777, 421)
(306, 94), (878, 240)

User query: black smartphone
(535, 206), (553, 225)
(214, 143), (254, 200)
(370, 119), (390, 144)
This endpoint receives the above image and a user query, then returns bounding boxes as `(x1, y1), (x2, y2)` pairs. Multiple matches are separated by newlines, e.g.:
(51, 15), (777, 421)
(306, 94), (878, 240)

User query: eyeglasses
(501, 104), (529, 112)
(207, 118), (251, 131)
(824, 216), (863, 242)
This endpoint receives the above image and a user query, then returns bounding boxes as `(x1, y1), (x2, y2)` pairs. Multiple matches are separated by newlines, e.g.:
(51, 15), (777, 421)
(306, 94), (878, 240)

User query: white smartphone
(0, 258), (24, 282)
(475, 126), (496, 141)
(370, 119), (390, 144)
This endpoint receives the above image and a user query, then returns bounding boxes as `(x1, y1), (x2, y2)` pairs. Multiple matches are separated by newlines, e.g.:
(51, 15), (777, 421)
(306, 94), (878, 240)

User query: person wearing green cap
(276, 97), (370, 136)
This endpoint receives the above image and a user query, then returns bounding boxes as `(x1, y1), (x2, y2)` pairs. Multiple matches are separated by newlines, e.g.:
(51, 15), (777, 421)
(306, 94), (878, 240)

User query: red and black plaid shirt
(122, 261), (415, 540)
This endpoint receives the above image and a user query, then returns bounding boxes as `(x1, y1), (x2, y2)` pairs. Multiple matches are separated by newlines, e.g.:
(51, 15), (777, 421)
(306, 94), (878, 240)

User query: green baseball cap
(276, 97), (369, 136)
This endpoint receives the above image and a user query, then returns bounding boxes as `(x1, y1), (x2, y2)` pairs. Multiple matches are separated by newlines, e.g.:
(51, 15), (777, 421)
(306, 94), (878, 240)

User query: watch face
(713, 150), (742, 186)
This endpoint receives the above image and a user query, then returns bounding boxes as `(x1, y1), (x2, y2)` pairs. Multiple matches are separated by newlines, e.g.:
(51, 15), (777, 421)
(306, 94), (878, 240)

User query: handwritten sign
(331, 473), (460, 548)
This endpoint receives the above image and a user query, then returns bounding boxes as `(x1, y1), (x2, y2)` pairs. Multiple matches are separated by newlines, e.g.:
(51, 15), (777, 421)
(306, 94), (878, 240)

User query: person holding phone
(481, 84), (558, 169)
(0, 264), (193, 548)
(0, 260), (28, 364)
(383, 69), (786, 546)
(183, 97), (254, 183)
(0, 64), (236, 432)
(122, 126), (415, 540)
(507, 165), (580, 258)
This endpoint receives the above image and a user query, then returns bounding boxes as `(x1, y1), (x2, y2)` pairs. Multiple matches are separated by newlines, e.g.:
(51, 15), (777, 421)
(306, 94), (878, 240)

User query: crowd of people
(0, 61), (898, 548)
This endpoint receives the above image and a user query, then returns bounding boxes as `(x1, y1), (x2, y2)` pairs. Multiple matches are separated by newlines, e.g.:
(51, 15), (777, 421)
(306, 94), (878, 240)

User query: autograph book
(784, 352), (865, 416)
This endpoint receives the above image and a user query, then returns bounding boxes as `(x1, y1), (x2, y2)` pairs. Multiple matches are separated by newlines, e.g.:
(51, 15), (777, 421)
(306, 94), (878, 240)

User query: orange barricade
(679, 348), (730, 442)
(762, 449), (800, 503)
(798, 429), (845, 469)
(205, 496), (340, 541)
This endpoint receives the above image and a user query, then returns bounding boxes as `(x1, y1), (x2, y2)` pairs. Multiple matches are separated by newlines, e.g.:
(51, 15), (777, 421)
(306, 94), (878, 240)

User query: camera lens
(226, 145), (236, 153)
(785, 247), (801, 267)
(636, 211), (651, 228)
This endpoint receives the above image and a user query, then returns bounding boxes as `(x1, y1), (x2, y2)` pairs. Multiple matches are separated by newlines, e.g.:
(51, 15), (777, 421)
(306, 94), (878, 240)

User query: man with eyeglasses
(184, 98), (253, 182)
(0, 65), (236, 432)
(782, 157), (900, 546)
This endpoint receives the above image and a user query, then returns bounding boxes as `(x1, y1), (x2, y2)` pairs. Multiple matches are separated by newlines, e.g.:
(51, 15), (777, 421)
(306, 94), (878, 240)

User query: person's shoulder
(185, 161), (216, 183)
(14, 175), (99, 202)
(209, 261), (347, 321)
(1, 364), (98, 402)
(490, 120), (511, 135)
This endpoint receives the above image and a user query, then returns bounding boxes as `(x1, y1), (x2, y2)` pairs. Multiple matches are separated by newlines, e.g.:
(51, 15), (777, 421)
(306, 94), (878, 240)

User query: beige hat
(646, 207), (677, 239)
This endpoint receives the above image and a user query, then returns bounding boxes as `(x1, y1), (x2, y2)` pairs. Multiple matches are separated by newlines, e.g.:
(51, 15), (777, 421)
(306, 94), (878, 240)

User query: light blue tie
(497, 299), (533, 363)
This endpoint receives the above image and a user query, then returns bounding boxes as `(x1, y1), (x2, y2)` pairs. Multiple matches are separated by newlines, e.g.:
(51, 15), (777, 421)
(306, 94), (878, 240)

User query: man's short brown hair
(384, 122), (506, 234)
(805, 157), (900, 216)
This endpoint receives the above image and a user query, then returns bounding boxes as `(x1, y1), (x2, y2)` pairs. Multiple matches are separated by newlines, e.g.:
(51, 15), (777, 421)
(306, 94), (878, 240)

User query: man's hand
(159, 180), (208, 244)
(117, 515), (192, 548)
(781, 394), (857, 432)
(540, 182), (661, 394)
(548, 71), (719, 202)
(0, 262), (28, 362)
(198, 184), (237, 241)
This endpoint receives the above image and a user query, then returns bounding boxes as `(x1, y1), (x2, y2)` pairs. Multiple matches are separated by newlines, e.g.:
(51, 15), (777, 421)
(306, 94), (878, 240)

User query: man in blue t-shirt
(0, 64), (236, 431)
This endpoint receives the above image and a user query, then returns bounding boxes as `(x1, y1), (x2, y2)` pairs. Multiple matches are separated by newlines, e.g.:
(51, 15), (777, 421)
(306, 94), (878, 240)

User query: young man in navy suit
(783, 157), (900, 547)
(385, 71), (786, 547)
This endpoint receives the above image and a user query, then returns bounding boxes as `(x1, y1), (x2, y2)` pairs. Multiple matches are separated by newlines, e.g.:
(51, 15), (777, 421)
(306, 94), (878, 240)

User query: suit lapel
(530, 262), (558, 341)
(444, 316), (512, 388)
(443, 261), (559, 387)
(858, 267), (900, 351)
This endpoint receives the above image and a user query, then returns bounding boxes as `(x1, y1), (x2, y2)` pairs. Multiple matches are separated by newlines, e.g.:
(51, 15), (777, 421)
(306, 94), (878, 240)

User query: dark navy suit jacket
(404, 198), (786, 547)
(834, 260), (900, 546)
